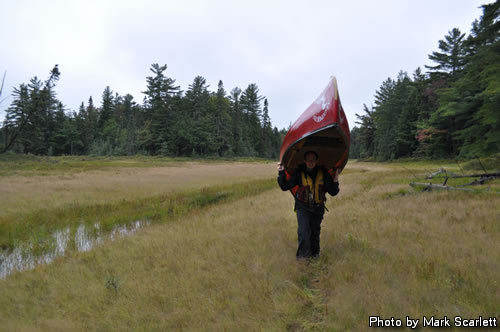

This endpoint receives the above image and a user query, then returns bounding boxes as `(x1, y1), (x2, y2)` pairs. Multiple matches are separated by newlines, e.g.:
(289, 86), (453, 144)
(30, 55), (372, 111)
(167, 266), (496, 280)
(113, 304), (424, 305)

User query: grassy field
(0, 158), (275, 249)
(0, 154), (274, 176)
(0, 157), (499, 330)
(0, 156), (273, 215)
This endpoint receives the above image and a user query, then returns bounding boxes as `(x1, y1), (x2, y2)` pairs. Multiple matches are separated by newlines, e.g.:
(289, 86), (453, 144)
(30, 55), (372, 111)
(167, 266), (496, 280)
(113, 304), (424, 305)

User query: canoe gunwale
(282, 122), (349, 170)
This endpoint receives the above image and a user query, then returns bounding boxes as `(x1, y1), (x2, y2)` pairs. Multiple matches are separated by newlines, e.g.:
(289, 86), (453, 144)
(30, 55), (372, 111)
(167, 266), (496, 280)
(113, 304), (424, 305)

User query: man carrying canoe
(277, 151), (340, 260)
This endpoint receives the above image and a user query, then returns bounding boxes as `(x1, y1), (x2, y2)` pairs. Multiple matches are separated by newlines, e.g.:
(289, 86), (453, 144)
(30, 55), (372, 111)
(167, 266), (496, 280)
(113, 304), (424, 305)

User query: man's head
(304, 151), (318, 170)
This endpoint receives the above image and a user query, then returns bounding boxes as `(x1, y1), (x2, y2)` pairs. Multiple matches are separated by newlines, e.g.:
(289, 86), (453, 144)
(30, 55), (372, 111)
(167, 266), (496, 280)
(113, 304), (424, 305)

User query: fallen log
(426, 170), (500, 179)
(448, 172), (500, 179)
(425, 168), (458, 179)
(409, 182), (499, 194)
(410, 182), (477, 192)
(460, 176), (497, 186)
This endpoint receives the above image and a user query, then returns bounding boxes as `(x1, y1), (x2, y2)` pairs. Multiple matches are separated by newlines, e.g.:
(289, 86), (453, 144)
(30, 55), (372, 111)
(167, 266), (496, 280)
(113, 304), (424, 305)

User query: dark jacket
(277, 164), (339, 214)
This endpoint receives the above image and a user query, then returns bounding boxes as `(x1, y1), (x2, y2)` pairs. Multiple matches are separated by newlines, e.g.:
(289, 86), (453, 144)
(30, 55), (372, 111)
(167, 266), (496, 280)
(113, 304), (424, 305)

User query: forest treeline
(0, 64), (286, 158)
(350, 1), (499, 160)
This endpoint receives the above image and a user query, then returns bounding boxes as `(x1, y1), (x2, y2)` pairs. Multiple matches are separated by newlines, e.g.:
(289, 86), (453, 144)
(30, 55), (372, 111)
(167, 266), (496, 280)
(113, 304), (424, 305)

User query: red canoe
(280, 76), (350, 173)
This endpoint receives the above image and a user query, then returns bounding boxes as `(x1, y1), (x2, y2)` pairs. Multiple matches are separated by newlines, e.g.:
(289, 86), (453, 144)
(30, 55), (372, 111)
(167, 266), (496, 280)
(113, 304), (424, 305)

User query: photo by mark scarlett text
(369, 315), (497, 329)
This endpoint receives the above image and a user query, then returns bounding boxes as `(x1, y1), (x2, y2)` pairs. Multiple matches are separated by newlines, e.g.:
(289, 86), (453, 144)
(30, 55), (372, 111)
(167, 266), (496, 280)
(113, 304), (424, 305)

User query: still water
(0, 220), (149, 279)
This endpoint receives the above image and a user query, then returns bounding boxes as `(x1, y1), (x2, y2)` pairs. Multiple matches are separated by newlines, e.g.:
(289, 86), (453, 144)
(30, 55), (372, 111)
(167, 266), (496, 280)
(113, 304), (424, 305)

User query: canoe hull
(280, 77), (350, 172)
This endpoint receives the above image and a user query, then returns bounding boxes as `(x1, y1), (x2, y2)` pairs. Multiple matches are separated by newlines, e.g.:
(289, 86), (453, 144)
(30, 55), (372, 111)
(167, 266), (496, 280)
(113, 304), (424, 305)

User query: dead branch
(410, 182), (477, 192)
(426, 168), (459, 179)
(459, 176), (497, 186)
(426, 169), (500, 179)
(410, 182), (500, 194)
(448, 172), (500, 179)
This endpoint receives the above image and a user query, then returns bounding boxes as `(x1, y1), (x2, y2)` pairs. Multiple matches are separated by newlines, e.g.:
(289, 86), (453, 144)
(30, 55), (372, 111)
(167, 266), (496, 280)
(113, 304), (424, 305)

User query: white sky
(0, 0), (487, 130)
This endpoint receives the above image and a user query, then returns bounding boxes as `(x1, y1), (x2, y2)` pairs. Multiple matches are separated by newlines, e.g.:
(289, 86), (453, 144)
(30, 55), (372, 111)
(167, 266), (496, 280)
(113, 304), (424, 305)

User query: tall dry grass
(0, 161), (498, 330)
(0, 162), (275, 250)
(0, 162), (275, 217)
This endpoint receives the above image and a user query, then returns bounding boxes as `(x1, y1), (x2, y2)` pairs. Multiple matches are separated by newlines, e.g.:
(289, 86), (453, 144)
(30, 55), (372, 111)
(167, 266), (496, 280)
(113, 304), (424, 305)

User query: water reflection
(0, 220), (149, 279)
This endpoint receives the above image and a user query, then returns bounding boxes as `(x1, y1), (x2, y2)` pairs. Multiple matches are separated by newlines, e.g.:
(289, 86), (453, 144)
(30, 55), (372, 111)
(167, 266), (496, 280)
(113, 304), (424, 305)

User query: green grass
(461, 153), (500, 172)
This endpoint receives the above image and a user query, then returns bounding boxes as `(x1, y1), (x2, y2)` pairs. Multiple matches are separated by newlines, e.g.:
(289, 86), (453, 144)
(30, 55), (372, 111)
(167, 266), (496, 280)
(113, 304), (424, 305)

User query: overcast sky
(0, 0), (488, 130)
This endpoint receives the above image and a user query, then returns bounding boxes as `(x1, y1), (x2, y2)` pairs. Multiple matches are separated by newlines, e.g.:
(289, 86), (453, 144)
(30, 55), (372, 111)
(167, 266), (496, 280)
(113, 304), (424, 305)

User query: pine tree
(229, 87), (244, 156)
(51, 102), (69, 155)
(349, 127), (361, 159)
(467, 1), (500, 52)
(142, 63), (180, 154)
(113, 93), (139, 155)
(182, 75), (213, 156)
(241, 83), (264, 155)
(62, 111), (80, 155)
(74, 103), (87, 154)
(426, 28), (468, 80)
(432, 1), (500, 157)
(372, 72), (414, 159)
(260, 98), (273, 157)
(372, 77), (397, 159)
(272, 126), (287, 159)
(211, 80), (232, 156)
(86, 97), (99, 144)
(25, 77), (47, 154)
(1, 65), (60, 154)
(76, 97), (99, 154)
(98, 86), (114, 135)
(354, 104), (376, 158)
(2, 84), (30, 153)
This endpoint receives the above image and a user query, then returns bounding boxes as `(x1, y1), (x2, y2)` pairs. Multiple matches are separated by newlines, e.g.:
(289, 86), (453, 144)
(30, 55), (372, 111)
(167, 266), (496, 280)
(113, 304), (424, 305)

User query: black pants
(296, 207), (324, 259)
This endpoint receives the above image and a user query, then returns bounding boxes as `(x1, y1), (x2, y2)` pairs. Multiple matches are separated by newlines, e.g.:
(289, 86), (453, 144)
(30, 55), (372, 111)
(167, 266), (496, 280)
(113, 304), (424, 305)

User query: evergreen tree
(354, 104), (376, 158)
(394, 72), (426, 158)
(142, 63), (180, 154)
(426, 28), (467, 80)
(76, 97), (99, 154)
(467, 1), (500, 53)
(422, 29), (470, 157)
(62, 111), (81, 155)
(372, 72), (414, 159)
(271, 126), (287, 159)
(260, 98), (273, 157)
(98, 86), (114, 135)
(229, 87), (245, 156)
(1, 65), (60, 154)
(2, 84), (30, 153)
(112, 93), (139, 155)
(372, 77), (397, 159)
(349, 127), (361, 159)
(86, 97), (99, 145)
(136, 119), (154, 155)
(241, 83), (264, 155)
(182, 76), (213, 156)
(432, 1), (500, 157)
(25, 77), (47, 154)
(51, 102), (69, 155)
(211, 80), (232, 156)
